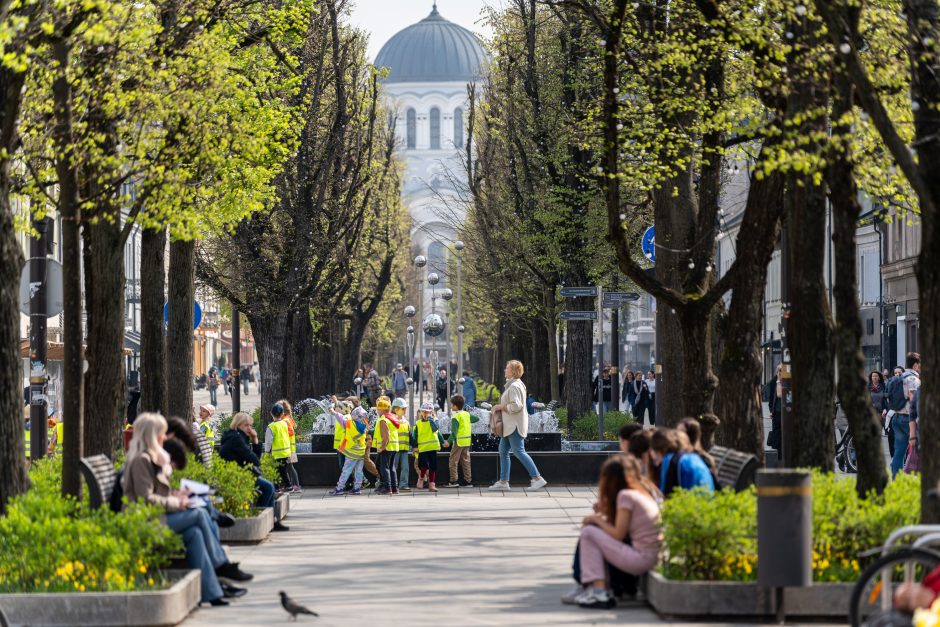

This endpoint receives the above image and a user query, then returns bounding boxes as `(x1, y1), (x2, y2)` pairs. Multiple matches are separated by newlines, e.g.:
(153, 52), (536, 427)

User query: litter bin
(757, 469), (812, 620)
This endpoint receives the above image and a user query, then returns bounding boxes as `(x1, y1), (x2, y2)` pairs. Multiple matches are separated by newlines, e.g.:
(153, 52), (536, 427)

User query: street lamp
(405, 304), (417, 422)
(441, 288), (454, 416)
(454, 240), (465, 403)
(414, 254), (427, 403)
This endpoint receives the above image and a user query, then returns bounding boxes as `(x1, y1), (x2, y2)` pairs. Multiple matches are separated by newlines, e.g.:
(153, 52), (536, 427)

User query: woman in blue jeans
(123, 413), (252, 606)
(488, 360), (548, 491)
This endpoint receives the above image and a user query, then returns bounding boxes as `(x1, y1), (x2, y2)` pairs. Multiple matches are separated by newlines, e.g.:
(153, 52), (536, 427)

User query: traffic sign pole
(29, 217), (51, 460)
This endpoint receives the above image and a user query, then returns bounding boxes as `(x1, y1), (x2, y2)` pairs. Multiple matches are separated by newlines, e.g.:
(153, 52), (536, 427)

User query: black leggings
(275, 458), (292, 489)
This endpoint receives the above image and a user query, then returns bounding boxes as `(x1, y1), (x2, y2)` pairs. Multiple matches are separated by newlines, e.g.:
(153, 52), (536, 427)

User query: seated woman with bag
(122, 412), (252, 607)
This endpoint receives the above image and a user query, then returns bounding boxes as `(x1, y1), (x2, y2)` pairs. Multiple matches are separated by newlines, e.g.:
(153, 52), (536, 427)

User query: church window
(406, 108), (416, 149)
(454, 107), (464, 148)
(430, 107), (441, 149)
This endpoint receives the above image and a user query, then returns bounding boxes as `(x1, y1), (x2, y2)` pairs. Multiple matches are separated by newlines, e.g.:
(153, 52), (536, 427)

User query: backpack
(662, 451), (685, 497)
(885, 373), (914, 412)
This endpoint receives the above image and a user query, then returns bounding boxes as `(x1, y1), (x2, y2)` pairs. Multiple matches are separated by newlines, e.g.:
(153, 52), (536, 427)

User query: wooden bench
(79, 454), (118, 510)
(194, 432), (214, 469)
(709, 445), (759, 491)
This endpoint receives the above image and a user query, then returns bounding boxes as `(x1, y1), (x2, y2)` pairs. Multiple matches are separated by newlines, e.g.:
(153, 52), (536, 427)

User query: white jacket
(500, 378), (528, 438)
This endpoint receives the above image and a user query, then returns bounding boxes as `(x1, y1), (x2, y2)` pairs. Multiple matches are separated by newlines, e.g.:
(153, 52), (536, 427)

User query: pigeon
(279, 591), (319, 621)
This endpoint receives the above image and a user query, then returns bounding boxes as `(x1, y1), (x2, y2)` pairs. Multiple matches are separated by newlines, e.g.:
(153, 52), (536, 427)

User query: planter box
(274, 493), (290, 521)
(646, 571), (852, 619)
(0, 569), (199, 627)
(218, 507), (273, 544)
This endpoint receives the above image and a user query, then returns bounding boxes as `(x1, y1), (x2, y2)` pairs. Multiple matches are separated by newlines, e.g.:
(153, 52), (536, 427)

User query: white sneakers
(561, 584), (586, 605)
(529, 477), (548, 491)
(575, 586), (616, 609)
(487, 478), (549, 491)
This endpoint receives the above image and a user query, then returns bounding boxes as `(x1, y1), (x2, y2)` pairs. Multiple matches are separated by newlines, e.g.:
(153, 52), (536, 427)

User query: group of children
(327, 393), (479, 495)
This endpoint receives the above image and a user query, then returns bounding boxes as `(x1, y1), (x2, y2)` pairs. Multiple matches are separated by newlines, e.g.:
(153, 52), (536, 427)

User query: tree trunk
(678, 302), (719, 444)
(139, 226), (167, 415)
(290, 309), (320, 399)
(82, 217), (125, 457)
(545, 288), (560, 403)
(716, 164), (786, 459)
(828, 13), (888, 497)
(249, 311), (291, 430)
(52, 37), (84, 499)
(166, 239), (194, 423)
(565, 295), (594, 423)
(0, 64), (28, 513)
(530, 319), (551, 401)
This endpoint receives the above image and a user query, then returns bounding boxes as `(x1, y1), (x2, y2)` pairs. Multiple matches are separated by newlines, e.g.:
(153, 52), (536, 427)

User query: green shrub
(217, 412), (234, 434)
(259, 453), (281, 486)
(0, 491), (181, 592)
(660, 471), (921, 583)
(571, 411), (634, 440)
(171, 454), (258, 518)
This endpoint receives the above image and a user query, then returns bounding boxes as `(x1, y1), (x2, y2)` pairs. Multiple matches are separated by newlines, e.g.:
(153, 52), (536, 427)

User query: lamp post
(414, 254), (427, 403)
(454, 240), (465, 403)
(405, 304), (416, 422)
(442, 287), (454, 418)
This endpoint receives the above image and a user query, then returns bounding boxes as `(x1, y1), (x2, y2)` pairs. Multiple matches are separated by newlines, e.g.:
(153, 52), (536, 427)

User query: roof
(374, 4), (486, 84)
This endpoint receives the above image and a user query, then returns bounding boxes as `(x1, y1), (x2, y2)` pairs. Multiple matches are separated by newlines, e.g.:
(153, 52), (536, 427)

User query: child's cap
(391, 397), (408, 410)
(351, 407), (367, 420)
(271, 403), (285, 417)
(420, 402), (436, 412)
(375, 396), (391, 410)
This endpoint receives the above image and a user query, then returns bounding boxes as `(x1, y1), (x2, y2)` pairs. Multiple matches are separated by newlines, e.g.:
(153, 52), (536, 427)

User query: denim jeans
(165, 508), (226, 602)
(255, 477), (275, 509)
(397, 449), (411, 488)
(891, 413), (911, 477)
(335, 457), (364, 491)
(209, 387), (217, 405)
(378, 451), (399, 491)
(498, 430), (541, 481)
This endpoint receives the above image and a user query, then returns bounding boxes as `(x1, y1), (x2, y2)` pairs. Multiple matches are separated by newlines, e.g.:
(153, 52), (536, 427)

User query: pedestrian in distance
(392, 363), (408, 399)
(886, 353), (921, 477)
(435, 368), (450, 411)
(592, 365), (613, 415)
(207, 367), (220, 405)
(622, 371), (637, 416)
(488, 360), (548, 492)
(445, 394), (479, 488)
(461, 371), (476, 408)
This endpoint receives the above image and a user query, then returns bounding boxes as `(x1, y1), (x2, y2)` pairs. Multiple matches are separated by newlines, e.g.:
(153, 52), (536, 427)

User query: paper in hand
(180, 478), (211, 496)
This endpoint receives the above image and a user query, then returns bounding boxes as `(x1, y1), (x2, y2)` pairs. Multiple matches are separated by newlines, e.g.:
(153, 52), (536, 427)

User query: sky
(348, 0), (495, 61)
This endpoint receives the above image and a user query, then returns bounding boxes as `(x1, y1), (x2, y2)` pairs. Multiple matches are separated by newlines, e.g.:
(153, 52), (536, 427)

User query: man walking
(365, 364), (381, 406)
(890, 352), (921, 477)
(392, 363), (407, 399)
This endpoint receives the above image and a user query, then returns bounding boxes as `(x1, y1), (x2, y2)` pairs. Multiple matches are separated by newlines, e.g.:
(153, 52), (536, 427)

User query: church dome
(375, 5), (486, 84)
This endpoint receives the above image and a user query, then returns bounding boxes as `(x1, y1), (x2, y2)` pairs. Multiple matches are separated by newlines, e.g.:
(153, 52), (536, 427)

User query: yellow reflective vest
(285, 416), (297, 455)
(333, 415), (346, 450)
(453, 411), (473, 447)
(199, 420), (214, 440)
(395, 417), (411, 453)
(55, 422), (64, 454)
(269, 420), (291, 459)
(341, 420), (367, 460)
(416, 420), (442, 453)
(374, 414), (399, 452)
(24, 429), (30, 458)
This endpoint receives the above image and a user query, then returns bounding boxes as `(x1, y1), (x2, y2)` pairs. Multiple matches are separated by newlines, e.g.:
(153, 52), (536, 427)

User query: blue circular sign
(641, 226), (655, 263)
(164, 301), (203, 330)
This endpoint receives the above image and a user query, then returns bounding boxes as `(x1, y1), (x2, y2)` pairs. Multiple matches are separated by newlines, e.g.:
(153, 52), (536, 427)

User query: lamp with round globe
(427, 272), (440, 286)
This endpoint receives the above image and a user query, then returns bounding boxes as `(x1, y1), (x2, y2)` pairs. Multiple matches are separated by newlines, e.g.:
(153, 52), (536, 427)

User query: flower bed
(0, 458), (182, 594)
(660, 471), (921, 583)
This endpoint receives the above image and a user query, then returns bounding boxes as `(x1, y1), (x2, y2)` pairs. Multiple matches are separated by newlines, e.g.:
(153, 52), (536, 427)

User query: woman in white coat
(488, 360), (548, 491)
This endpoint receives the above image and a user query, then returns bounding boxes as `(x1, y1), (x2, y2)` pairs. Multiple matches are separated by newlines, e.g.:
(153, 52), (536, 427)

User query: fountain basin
(302, 432), (561, 453)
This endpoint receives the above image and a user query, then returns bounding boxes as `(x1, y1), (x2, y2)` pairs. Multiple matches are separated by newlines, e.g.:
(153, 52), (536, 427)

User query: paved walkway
(181, 487), (837, 627)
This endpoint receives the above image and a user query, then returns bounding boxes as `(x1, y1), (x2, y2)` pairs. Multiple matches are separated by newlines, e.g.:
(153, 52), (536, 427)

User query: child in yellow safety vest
(412, 402), (449, 492)
(330, 396), (351, 470)
(391, 398), (412, 492)
(264, 403), (293, 492)
(276, 399), (303, 494)
(372, 396), (401, 495)
(445, 394), (479, 488)
(328, 407), (369, 496)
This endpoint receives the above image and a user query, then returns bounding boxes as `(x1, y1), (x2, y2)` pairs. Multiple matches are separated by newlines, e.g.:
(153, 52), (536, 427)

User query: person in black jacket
(218, 412), (288, 531)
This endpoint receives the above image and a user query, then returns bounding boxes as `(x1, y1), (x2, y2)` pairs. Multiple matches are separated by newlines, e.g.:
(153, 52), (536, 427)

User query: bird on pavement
(279, 591), (319, 621)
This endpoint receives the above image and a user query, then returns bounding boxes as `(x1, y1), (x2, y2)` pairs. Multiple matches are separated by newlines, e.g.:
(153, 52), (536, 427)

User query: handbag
(904, 440), (921, 473)
(489, 408), (504, 437)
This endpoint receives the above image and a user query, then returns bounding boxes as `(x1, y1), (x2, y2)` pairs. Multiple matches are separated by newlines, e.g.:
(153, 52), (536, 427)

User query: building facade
(374, 4), (486, 366)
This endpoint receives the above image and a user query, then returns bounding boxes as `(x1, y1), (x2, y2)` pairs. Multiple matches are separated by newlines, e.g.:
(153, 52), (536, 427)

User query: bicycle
(835, 402), (859, 474)
(849, 521), (940, 626)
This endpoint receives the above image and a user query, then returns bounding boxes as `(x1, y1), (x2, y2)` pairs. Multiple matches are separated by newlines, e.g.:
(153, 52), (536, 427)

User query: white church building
(374, 4), (486, 364)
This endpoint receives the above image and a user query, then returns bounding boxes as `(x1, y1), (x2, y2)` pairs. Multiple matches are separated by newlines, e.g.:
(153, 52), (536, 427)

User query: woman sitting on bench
(123, 412), (252, 607)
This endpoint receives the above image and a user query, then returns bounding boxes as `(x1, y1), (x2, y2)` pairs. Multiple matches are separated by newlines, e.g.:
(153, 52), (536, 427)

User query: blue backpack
(885, 373), (913, 411)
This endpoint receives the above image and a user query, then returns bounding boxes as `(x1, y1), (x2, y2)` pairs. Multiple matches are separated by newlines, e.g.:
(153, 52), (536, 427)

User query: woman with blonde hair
(488, 360), (548, 492)
(123, 413), (252, 606)
(277, 398), (302, 493)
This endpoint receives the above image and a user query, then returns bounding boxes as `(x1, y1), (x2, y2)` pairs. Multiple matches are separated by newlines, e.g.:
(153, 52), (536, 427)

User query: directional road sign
(641, 226), (655, 263)
(603, 291), (641, 308)
(560, 286), (598, 298)
(560, 310), (598, 321)
(19, 259), (63, 317)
